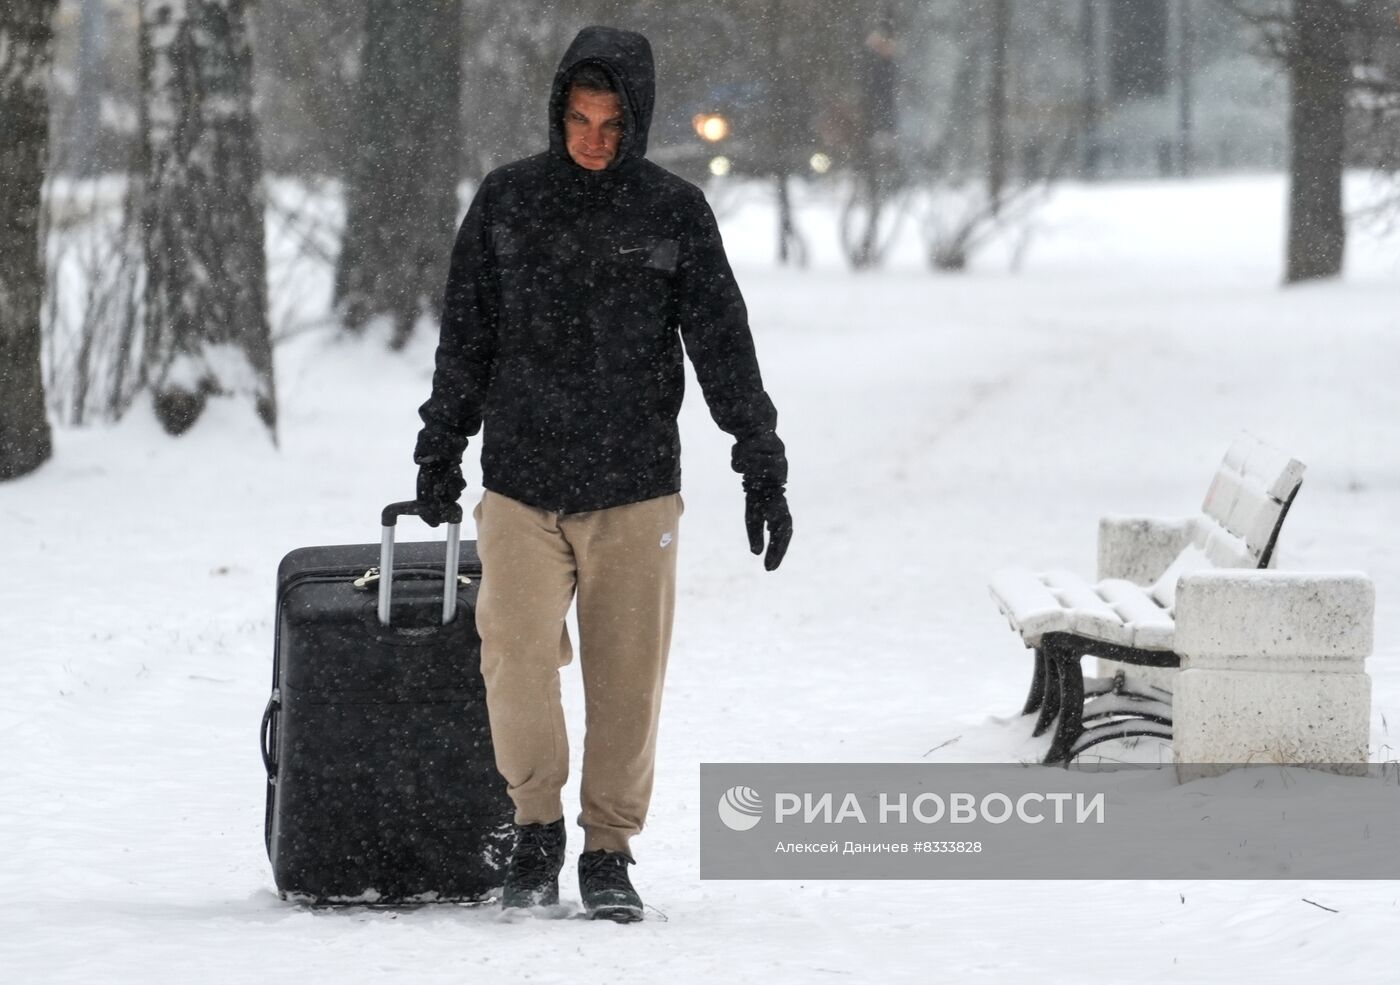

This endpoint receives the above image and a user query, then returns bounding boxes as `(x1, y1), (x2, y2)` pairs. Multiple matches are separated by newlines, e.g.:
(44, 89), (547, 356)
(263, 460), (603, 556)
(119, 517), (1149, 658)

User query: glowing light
(693, 113), (731, 143)
(809, 152), (832, 174)
(709, 156), (732, 177)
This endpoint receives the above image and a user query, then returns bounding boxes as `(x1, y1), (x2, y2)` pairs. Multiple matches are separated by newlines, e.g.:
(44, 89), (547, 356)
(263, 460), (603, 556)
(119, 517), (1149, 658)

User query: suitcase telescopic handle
(378, 500), (462, 626)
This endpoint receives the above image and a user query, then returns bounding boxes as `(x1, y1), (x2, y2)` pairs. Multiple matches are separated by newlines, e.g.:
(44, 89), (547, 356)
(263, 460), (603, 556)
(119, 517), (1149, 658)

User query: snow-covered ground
(3, 173), (1399, 983)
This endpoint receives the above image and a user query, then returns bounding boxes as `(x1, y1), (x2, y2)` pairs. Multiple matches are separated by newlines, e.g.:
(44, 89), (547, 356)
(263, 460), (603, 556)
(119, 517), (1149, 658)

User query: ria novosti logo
(717, 785), (764, 831)
(715, 783), (1108, 832)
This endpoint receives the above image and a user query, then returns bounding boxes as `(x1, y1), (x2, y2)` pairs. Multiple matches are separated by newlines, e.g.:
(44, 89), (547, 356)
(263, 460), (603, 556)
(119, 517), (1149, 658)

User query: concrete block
(1173, 668), (1371, 767)
(1096, 515), (1198, 584)
(1174, 571), (1373, 668)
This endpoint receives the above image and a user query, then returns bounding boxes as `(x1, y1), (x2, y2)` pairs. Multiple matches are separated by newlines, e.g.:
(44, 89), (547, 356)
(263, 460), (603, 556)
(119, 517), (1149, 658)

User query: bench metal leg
(1036, 633), (1180, 764)
(1043, 638), (1086, 766)
(1021, 646), (1047, 717)
(1071, 721), (1174, 758)
(1031, 653), (1060, 737)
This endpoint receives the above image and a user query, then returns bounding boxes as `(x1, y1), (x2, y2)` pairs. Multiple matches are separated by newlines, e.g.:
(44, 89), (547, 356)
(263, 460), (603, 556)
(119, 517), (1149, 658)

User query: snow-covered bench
(989, 433), (1306, 764)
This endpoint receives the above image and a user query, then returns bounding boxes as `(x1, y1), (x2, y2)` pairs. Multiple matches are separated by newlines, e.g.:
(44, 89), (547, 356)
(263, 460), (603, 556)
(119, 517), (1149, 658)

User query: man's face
(564, 86), (624, 171)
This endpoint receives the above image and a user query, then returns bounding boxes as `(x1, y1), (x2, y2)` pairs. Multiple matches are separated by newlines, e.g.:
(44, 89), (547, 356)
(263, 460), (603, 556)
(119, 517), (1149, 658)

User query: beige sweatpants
(473, 489), (682, 856)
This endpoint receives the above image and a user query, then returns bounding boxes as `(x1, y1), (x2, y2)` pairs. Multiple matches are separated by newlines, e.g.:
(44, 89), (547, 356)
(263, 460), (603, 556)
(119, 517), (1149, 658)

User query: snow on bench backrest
(1199, 432), (1305, 567)
(1150, 433), (1305, 611)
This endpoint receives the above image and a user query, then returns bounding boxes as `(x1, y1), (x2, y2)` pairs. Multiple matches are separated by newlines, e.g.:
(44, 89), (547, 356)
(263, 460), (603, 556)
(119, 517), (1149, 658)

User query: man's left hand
(744, 481), (792, 571)
(416, 460), (466, 527)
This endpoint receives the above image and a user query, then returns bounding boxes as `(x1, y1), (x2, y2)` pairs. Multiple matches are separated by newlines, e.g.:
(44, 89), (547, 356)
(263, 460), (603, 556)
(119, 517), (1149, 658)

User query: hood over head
(548, 26), (655, 171)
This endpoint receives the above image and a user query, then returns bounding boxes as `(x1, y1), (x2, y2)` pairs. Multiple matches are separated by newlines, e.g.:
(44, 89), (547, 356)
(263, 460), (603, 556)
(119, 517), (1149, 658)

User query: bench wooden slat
(1041, 569), (1137, 648)
(1212, 432), (1305, 509)
(988, 568), (1069, 642)
(1201, 468), (1242, 530)
(1203, 524), (1253, 568)
(1239, 442), (1306, 503)
(1041, 569), (1117, 618)
(994, 568), (1183, 651)
(1224, 479), (1285, 559)
(1097, 578), (1176, 650)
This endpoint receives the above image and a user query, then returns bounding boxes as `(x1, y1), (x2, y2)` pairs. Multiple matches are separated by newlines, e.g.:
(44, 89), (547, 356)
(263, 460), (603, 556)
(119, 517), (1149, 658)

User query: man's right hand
(416, 460), (466, 527)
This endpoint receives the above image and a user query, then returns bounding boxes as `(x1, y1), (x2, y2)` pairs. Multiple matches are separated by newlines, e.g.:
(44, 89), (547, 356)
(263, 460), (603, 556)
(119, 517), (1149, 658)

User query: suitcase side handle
(378, 501), (461, 627)
(261, 689), (278, 854)
(260, 688), (279, 779)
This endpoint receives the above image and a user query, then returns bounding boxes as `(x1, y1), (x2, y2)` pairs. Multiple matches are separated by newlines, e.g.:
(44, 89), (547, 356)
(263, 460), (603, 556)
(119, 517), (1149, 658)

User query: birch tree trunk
(335, 0), (463, 350)
(138, 0), (277, 437)
(0, 0), (57, 480)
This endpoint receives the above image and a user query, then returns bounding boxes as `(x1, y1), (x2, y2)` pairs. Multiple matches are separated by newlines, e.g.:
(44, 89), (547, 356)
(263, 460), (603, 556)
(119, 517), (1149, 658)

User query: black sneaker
(501, 819), (566, 908)
(578, 849), (643, 923)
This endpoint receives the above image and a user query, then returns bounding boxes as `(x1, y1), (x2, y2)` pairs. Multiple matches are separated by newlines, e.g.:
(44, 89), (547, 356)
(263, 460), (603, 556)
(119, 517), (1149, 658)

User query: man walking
(413, 26), (791, 923)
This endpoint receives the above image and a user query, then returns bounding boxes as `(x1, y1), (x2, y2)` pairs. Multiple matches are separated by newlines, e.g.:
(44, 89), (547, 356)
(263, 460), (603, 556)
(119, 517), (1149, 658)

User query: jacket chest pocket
(604, 238), (678, 340)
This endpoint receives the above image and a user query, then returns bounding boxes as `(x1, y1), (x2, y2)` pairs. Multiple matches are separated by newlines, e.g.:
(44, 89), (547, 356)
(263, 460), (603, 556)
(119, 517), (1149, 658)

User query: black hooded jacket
(415, 26), (787, 514)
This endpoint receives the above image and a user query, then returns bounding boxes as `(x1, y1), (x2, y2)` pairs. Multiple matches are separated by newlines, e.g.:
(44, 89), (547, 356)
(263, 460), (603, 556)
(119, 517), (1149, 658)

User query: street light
(693, 113), (730, 143)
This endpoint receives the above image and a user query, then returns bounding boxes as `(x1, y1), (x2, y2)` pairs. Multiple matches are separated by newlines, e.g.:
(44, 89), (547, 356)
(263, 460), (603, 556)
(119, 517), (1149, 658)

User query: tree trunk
(335, 0), (464, 350)
(74, 0), (105, 176)
(842, 8), (900, 271)
(0, 0), (57, 481)
(1285, 0), (1348, 284)
(138, 0), (277, 438)
(987, 0), (1010, 215)
(1079, 0), (1100, 179)
(1175, 0), (1194, 178)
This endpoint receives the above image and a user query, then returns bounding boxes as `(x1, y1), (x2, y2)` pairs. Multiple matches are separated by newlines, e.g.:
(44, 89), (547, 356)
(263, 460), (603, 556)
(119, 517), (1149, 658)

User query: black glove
(416, 460), (466, 527)
(744, 479), (792, 571)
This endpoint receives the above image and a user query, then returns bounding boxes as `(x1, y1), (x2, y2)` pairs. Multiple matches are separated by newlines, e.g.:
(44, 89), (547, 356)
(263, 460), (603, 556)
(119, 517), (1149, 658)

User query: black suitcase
(261, 501), (513, 903)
